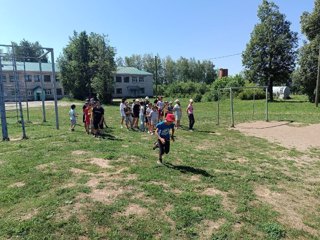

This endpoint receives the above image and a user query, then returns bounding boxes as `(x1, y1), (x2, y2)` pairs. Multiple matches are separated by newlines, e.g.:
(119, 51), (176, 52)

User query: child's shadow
(163, 162), (213, 178)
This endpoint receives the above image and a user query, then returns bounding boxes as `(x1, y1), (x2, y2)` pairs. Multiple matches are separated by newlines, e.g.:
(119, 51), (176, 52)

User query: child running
(154, 113), (175, 165)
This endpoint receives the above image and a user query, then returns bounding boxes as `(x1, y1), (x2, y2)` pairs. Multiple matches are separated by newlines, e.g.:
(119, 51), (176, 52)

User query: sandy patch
(89, 185), (133, 204)
(161, 204), (176, 230)
(9, 182), (25, 188)
(70, 168), (88, 174)
(235, 121), (320, 151)
(36, 162), (57, 171)
(198, 219), (226, 239)
(255, 185), (318, 236)
(190, 175), (201, 181)
(72, 150), (89, 155)
(20, 208), (39, 220)
(120, 204), (148, 217)
(201, 188), (236, 213)
(89, 158), (113, 169)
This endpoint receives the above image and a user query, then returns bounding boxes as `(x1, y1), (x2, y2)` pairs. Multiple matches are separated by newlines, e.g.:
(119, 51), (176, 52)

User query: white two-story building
(113, 67), (153, 98)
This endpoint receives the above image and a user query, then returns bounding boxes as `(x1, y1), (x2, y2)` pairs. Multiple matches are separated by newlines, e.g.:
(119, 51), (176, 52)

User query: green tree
(242, 0), (298, 101)
(58, 31), (116, 103)
(89, 33), (116, 103)
(294, 0), (320, 102)
(162, 56), (177, 84)
(124, 54), (143, 69)
(10, 39), (48, 62)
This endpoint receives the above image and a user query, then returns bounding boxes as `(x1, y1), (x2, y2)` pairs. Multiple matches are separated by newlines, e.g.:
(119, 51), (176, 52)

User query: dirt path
(235, 121), (320, 151)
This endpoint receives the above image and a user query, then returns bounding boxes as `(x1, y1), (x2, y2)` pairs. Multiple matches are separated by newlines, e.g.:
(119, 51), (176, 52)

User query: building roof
(1, 61), (152, 76)
(1, 61), (59, 72)
(116, 67), (152, 76)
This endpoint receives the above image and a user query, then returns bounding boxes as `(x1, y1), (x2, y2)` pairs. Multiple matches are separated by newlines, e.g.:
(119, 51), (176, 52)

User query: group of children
(119, 96), (195, 164)
(119, 96), (186, 134)
(69, 96), (195, 164)
(68, 98), (105, 137)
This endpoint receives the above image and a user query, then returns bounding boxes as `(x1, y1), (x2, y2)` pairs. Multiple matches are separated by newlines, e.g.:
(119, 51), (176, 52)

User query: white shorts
(120, 110), (126, 117)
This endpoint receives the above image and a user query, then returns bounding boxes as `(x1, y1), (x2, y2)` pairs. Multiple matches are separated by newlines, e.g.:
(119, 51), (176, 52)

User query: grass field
(0, 96), (319, 239)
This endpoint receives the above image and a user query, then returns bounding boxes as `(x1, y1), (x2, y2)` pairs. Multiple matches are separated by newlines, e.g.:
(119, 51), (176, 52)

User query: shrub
(238, 81), (265, 100)
(192, 93), (202, 102)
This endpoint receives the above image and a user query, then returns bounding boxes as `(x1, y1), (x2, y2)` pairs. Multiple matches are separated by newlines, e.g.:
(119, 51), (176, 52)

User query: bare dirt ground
(234, 121), (320, 151)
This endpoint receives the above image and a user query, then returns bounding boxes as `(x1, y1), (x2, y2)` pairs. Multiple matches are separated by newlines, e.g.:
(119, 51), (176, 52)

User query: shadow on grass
(163, 162), (214, 178)
(96, 127), (122, 141)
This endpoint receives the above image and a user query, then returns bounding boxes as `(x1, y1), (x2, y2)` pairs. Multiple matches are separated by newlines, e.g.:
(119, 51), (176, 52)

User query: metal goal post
(217, 86), (269, 127)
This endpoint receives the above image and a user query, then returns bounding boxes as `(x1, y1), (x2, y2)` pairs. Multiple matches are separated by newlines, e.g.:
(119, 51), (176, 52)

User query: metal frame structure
(217, 86), (269, 127)
(0, 43), (60, 141)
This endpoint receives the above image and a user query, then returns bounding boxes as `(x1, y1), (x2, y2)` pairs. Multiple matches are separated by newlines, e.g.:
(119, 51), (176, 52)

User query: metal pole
(253, 91), (255, 119)
(265, 87), (269, 122)
(50, 49), (59, 130)
(315, 46), (320, 107)
(155, 56), (158, 96)
(12, 43), (27, 139)
(23, 60), (30, 122)
(38, 60), (46, 122)
(0, 57), (9, 140)
(230, 88), (234, 127)
(217, 90), (220, 125)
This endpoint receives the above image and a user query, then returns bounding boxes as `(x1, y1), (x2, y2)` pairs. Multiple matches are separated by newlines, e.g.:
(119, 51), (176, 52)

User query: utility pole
(315, 46), (320, 107)
(155, 56), (158, 96)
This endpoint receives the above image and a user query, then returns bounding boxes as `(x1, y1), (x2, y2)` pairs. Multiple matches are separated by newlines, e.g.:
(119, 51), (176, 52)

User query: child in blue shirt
(154, 113), (175, 164)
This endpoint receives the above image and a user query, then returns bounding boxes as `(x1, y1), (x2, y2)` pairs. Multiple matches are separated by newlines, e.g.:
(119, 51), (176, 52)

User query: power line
(209, 53), (242, 60)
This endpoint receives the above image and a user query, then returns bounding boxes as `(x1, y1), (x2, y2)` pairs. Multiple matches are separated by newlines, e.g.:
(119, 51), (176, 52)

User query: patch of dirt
(131, 192), (156, 204)
(36, 162), (57, 171)
(161, 204), (176, 230)
(72, 150), (89, 155)
(255, 185), (318, 236)
(197, 219), (226, 240)
(119, 204), (148, 217)
(88, 184), (134, 204)
(20, 208), (39, 220)
(55, 200), (89, 222)
(235, 121), (320, 152)
(195, 140), (213, 151)
(190, 175), (201, 182)
(8, 182), (25, 188)
(89, 158), (113, 169)
(0, 160), (4, 165)
(201, 188), (236, 213)
(70, 168), (88, 175)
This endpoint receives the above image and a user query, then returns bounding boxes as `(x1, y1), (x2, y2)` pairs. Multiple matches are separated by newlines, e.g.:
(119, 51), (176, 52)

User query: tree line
(6, 0), (320, 103)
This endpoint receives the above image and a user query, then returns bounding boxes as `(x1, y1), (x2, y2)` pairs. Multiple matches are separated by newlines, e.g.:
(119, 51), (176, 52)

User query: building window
(55, 77), (60, 82)
(45, 89), (52, 95)
(9, 75), (15, 82)
(139, 76), (144, 82)
(132, 77), (137, 83)
(34, 75), (40, 82)
(27, 90), (32, 96)
(56, 88), (62, 95)
(1, 75), (6, 82)
(10, 89), (16, 96)
(124, 76), (129, 83)
(24, 75), (32, 82)
(140, 88), (145, 94)
(116, 88), (122, 94)
(116, 76), (122, 83)
(44, 75), (51, 82)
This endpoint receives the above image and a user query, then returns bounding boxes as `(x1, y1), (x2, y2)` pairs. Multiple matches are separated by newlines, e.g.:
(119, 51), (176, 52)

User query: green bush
(192, 93), (202, 102)
(238, 81), (265, 100)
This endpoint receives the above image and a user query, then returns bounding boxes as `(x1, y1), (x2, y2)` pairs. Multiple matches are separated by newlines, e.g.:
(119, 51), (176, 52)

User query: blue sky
(0, 0), (315, 75)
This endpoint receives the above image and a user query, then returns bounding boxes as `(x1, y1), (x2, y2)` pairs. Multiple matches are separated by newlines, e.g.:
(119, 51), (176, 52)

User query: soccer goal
(216, 86), (269, 127)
